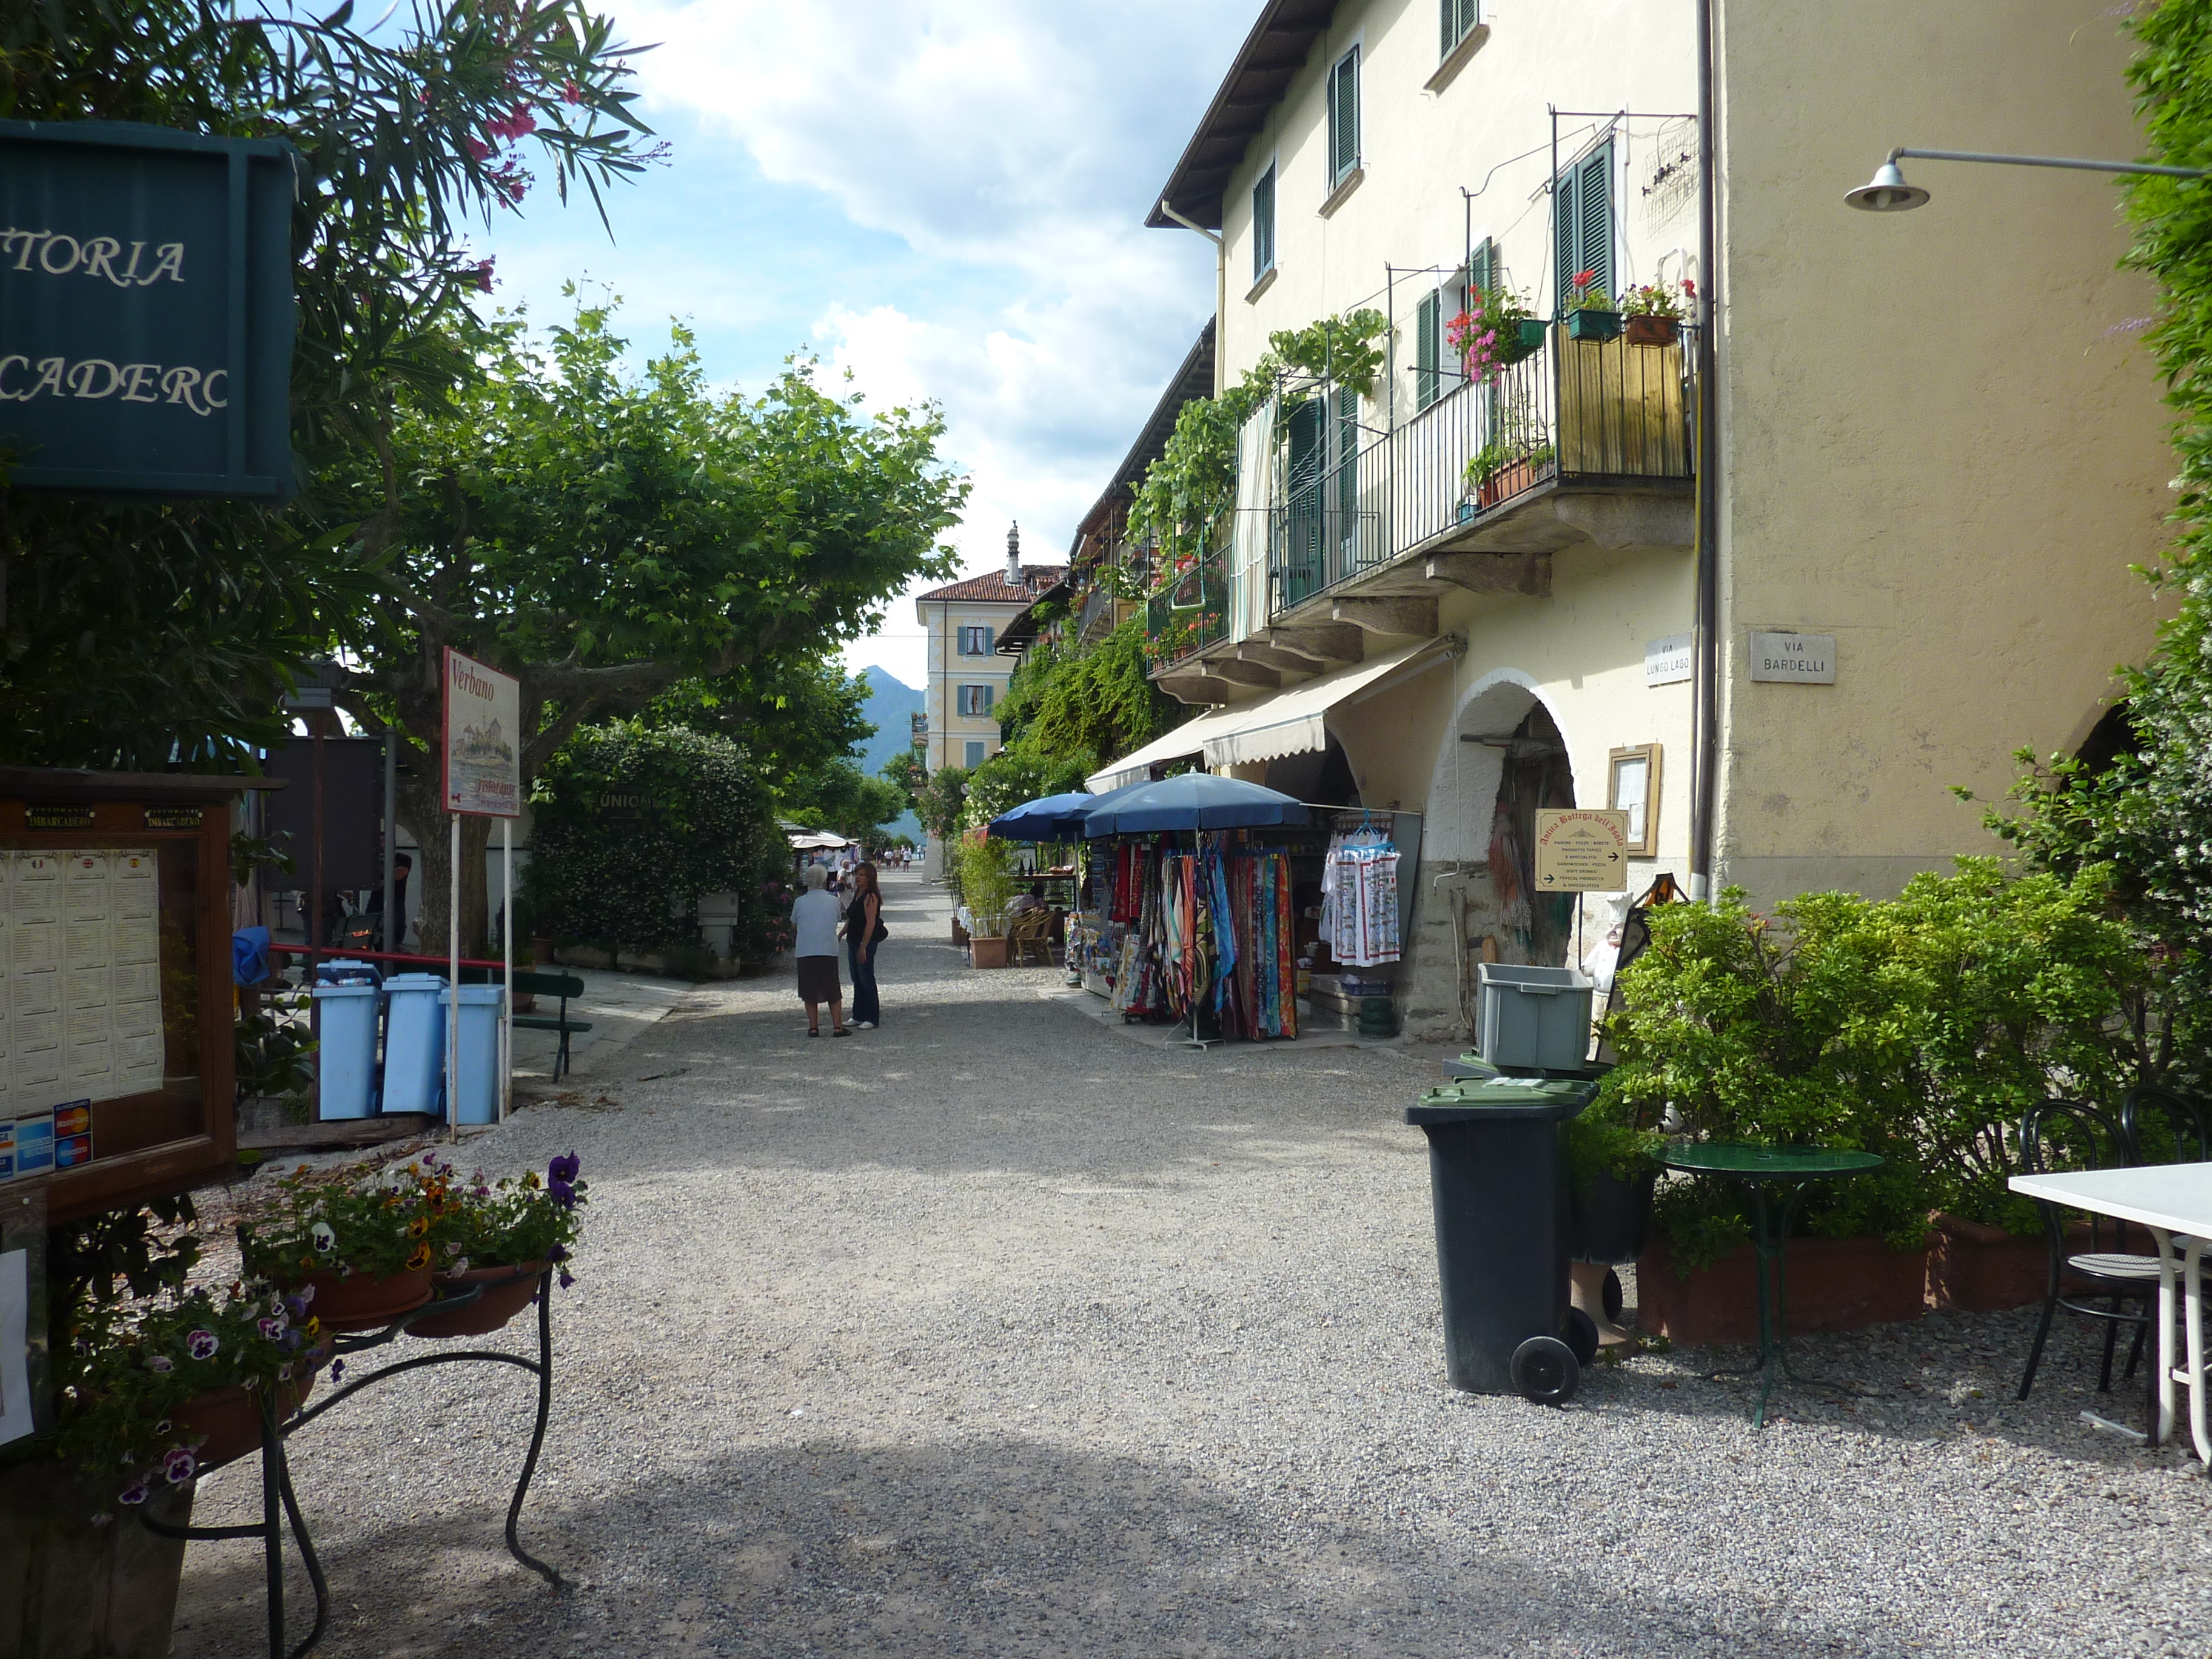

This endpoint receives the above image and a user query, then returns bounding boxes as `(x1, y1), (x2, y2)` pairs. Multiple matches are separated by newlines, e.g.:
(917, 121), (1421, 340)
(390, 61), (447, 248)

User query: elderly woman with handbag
(843, 862), (887, 1030)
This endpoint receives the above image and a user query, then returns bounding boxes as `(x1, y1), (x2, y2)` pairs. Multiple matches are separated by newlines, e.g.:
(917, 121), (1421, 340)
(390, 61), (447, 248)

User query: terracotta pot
(1476, 460), (1535, 510)
(1636, 1231), (1929, 1346)
(970, 936), (1010, 970)
(1925, 1212), (2133, 1312)
(1623, 313), (1679, 347)
(409, 1260), (550, 1339)
(301, 1264), (434, 1333)
(172, 1368), (314, 1470)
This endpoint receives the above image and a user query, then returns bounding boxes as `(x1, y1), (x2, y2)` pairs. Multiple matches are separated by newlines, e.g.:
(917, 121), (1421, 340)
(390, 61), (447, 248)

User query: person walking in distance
(791, 864), (848, 1037)
(845, 862), (885, 1030)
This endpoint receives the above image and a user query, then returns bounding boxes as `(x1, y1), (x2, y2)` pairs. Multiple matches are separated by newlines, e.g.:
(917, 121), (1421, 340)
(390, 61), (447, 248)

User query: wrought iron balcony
(1143, 549), (1229, 670)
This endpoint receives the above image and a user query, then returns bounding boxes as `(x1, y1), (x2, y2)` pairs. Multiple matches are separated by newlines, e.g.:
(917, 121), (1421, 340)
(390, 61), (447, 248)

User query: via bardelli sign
(0, 120), (297, 497)
(1533, 808), (1631, 893)
(1748, 631), (1837, 684)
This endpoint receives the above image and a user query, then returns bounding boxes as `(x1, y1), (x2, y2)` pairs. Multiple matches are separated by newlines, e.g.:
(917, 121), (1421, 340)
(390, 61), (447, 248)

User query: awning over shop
(1085, 639), (1442, 792)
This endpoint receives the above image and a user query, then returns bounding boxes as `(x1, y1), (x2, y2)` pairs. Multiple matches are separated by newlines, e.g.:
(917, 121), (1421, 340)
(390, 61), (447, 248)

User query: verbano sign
(0, 120), (296, 498)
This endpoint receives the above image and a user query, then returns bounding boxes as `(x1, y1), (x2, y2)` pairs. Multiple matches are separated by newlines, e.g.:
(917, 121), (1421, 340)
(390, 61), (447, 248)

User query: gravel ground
(169, 871), (2212, 1658)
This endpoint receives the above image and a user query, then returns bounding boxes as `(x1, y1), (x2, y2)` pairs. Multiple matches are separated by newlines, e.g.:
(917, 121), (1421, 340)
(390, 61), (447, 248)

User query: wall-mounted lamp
(1846, 146), (2207, 213)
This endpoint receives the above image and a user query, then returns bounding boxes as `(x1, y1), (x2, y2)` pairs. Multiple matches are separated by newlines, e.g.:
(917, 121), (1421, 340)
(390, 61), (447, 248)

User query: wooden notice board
(0, 768), (265, 1223)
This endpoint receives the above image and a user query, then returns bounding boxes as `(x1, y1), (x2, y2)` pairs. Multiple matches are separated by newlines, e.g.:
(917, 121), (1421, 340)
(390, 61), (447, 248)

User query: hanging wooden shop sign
(0, 119), (297, 498)
(1533, 808), (1631, 893)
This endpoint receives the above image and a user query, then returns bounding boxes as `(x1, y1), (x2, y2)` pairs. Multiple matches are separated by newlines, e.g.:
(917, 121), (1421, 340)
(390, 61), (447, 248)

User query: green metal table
(1659, 1141), (1886, 1427)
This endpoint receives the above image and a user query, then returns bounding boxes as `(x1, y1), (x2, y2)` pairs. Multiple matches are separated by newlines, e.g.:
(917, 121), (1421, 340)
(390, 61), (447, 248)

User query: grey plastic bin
(1475, 964), (1596, 1071)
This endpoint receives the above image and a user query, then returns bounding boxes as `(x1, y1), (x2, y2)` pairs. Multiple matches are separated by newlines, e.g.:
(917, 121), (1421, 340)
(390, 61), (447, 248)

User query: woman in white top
(790, 864), (848, 1036)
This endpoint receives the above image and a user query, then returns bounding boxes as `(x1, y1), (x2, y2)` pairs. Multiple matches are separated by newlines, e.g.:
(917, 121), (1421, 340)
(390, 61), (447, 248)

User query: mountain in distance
(853, 664), (924, 841)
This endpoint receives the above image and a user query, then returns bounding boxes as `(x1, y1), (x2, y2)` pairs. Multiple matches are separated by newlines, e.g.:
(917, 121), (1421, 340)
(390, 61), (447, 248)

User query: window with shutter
(1554, 140), (1615, 312)
(1440, 0), (1478, 56)
(1415, 290), (1441, 411)
(1327, 48), (1360, 187)
(1252, 164), (1276, 281)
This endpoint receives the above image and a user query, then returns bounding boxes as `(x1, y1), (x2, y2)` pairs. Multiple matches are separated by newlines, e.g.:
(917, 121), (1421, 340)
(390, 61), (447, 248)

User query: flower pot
(532, 936), (557, 966)
(301, 1264), (435, 1333)
(1, 1461), (194, 1659)
(410, 1260), (550, 1338)
(970, 935), (1010, 970)
(1566, 308), (1621, 342)
(1622, 314), (1679, 347)
(1455, 500), (1475, 524)
(1570, 1168), (1657, 1265)
(1635, 1231), (1930, 1346)
(1476, 460), (1536, 509)
(1515, 318), (1549, 354)
(171, 1373), (312, 1470)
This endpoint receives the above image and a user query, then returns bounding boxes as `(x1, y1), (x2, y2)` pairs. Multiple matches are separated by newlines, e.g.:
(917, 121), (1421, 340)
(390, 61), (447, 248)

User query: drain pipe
(1687, 0), (1721, 902)
(1159, 198), (1227, 397)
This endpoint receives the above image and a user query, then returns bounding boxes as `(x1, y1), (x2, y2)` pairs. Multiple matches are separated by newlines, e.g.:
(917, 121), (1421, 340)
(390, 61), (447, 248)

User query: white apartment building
(914, 526), (1065, 877)
(1096, 0), (2171, 1041)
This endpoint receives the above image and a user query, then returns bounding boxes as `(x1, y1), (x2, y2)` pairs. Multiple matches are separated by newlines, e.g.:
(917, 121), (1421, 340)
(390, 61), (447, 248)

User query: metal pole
(1887, 144), (2206, 179)
(501, 816), (512, 1121)
(1689, 0), (1721, 902)
(447, 811), (460, 1145)
(381, 728), (396, 952)
(310, 725), (325, 974)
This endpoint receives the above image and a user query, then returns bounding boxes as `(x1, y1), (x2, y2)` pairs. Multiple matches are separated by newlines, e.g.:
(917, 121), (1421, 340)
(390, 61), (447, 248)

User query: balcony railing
(1144, 548), (1228, 669)
(1267, 321), (1695, 617)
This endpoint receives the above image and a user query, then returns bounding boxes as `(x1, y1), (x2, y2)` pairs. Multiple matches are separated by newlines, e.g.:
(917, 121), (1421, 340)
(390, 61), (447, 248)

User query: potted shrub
(1619, 276), (1694, 347)
(409, 1151), (589, 1338)
(241, 1163), (445, 1331)
(1446, 284), (1543, 384)
(957, 832), (1017, 968)
(1599, 889), (1935, 1344)
(1563, 270), (1621, 341)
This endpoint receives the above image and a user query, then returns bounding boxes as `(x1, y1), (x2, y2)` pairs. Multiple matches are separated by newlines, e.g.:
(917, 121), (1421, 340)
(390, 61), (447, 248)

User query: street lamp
(1845, 146), (2207, 212)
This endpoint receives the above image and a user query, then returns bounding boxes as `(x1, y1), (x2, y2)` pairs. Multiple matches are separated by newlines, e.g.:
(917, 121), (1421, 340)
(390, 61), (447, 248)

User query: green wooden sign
(0, 120), (297, 499)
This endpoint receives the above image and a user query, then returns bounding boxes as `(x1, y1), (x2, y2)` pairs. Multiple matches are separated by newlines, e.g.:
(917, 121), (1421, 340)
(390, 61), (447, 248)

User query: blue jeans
(848, 936), (880, 1025)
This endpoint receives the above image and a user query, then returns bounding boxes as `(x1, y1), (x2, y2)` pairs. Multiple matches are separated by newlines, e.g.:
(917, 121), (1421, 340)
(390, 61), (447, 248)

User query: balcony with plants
(1142, 543), (1228, 670)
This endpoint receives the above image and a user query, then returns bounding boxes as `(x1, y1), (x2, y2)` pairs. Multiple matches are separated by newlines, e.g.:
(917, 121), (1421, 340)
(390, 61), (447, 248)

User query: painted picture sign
(442, 649), (521, 819)
(0, 119), (296, 497)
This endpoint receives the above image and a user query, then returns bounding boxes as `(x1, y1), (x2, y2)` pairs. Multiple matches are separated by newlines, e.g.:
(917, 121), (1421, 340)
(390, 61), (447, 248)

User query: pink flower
(563, 79), (584, 104)
(464, 136), (493, 162)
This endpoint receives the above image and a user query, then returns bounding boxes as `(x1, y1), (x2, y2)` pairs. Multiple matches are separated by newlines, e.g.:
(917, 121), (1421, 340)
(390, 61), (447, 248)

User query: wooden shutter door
(1416, 289), (1440, 411)
(1578, 144), (1613, 301)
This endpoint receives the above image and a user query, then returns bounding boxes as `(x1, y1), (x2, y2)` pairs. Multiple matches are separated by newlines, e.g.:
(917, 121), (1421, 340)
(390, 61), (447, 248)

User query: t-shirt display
(0, 849), (165, 1118)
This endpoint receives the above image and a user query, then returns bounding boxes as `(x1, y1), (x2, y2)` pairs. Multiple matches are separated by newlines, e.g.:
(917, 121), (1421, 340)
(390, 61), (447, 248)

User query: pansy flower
(163, 1448), (196, 1484)
(406, 1244), (432, 1271)
(310, 1221), (337, 1254)
(548, 1153), (581, 1185)
(185, 1329), (219, 1361)
(117, 1480), (150, 1507)
(147, 1355), (174, 1374)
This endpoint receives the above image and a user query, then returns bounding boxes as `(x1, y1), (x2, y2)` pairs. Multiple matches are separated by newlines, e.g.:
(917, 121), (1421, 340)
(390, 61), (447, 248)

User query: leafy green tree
(960, 749), (1091, 832)
(0, 0), (653, 766)
(994, 617), (1182, 779)
(528, 722), (788, 962)
(915, 766), (970, 843)
(646, 655), (874, 796)
(331, 301), (964, 954)
(780, 758), (908, 844)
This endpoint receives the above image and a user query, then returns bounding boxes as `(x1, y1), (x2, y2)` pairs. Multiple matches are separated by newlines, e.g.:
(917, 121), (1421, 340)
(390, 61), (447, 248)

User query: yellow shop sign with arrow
(1533, 809), (1630, 893)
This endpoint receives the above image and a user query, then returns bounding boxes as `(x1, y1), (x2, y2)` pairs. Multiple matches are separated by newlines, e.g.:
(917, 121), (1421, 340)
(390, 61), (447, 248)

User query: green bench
(511, 971), (591, 1080)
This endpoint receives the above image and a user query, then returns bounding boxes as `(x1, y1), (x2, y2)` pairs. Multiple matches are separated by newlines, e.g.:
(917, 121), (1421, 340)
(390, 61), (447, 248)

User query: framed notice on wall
(442, 649), (521, 819)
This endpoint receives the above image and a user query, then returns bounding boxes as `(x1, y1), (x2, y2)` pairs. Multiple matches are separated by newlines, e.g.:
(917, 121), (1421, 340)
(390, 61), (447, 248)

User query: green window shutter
(1578, 145), (1613, 302)
(1415, 290), (1440, 411)
(983, 626), (996, 655)
(1252, 166), (1276, 280)
(1330, 49), (1359, 183)
(1554, 166), (1579, 313)
(1441, 0), (1477, 55)
(1470, 235), (1495, 298)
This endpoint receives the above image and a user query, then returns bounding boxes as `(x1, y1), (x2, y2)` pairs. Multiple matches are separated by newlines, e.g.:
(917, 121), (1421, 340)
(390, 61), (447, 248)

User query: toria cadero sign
(0, 120), (297, 498)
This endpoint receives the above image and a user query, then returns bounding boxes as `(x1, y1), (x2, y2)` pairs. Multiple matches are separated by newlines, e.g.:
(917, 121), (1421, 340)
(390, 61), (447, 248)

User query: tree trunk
(402, 772), (495, 964)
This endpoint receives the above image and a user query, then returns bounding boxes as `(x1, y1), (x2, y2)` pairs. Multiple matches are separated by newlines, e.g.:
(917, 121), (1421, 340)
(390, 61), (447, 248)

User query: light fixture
(1844, 158), (1928, 213)
(1847, 146), (2208, 213)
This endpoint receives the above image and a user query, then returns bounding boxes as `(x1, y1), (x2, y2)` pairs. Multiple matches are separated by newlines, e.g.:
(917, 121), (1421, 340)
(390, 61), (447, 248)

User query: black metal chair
(2120, 1083), (2212, 1167)
(2016, 1098), (2163, 1401)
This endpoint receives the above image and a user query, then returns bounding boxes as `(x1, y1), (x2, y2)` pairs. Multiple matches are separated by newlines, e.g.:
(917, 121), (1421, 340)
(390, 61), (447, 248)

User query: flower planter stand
(1623, 314), (1680, 347)
(138, 1269), (563, 1658)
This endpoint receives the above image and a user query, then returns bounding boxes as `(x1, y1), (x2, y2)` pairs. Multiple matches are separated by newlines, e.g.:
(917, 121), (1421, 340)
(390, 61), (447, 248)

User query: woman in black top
(845, 862), (884, 1030)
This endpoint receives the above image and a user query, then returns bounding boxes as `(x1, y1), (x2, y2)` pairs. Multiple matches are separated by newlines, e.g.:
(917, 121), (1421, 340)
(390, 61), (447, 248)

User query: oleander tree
(327, 299), (965, 956)
(0, 0), (657, 767)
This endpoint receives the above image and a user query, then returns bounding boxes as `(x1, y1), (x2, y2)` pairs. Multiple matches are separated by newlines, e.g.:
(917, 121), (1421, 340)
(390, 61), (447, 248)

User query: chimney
(1004, 521), (1022, 587)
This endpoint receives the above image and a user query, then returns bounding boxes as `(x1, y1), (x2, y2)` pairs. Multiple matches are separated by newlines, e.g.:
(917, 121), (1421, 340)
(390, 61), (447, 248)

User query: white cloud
(605, 1), (1250, 680)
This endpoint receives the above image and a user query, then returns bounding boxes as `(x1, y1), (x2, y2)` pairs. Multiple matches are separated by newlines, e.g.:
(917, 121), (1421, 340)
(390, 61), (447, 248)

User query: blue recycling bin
(441, 984), (504, 1125)
(380, 973), (447, 1116)
(310, 981), (379, 1120)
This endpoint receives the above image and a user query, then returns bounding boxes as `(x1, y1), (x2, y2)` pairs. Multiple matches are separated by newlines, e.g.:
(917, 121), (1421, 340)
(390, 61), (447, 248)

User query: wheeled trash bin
(1407, 1075), (1600, 1403)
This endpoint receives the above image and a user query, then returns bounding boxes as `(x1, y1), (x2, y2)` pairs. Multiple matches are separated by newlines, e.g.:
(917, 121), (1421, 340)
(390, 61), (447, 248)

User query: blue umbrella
(1081, 773), (1309, 837)
(985, 791), (1096, 842)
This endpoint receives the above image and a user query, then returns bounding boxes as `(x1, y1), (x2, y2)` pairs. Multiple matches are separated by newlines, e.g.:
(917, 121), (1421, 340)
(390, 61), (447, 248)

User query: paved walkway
(171, 871), (2212, 1658)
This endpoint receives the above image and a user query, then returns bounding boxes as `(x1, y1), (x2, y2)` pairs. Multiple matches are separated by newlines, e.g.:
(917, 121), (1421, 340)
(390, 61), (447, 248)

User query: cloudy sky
(475, 2), (1253, 688)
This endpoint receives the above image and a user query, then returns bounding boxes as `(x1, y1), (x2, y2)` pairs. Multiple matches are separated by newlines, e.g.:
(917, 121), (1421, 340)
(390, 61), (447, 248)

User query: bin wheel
(1603, 1269), (1624, 1324)
(1509, 1335), (1581, 1406)
(1563, 1305), (1600, 1367)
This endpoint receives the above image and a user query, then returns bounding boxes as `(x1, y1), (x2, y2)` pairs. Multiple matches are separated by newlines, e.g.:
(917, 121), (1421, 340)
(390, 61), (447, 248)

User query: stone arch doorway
(1414, 672), (1581, 1038)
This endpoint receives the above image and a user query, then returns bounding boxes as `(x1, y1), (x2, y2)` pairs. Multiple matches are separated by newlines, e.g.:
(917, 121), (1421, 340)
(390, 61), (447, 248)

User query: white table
(2010, 1162), (2212, 1462)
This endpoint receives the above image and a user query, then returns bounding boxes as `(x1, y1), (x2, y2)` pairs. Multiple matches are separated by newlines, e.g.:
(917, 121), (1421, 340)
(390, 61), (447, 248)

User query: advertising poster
(441, 648), (521, 819)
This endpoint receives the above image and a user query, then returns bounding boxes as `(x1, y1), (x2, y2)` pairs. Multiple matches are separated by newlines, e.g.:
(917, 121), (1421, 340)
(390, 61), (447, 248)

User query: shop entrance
(1433, 678), (1580, 976)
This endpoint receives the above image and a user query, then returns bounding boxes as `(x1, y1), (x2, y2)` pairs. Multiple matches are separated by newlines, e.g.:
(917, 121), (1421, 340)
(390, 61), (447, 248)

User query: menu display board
(0, 849), (166, 1118)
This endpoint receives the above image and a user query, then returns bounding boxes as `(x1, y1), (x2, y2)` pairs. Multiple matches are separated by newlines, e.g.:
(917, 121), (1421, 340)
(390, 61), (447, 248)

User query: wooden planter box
(1566, 307), (1622, 342)
(1924, 1212), (2140, 1312)
(970, 936), (1010, 970)
(1623, 314), (1680, 347)
(1, 1461), (194, 1659)
(1637, 1231), (1929, 1346)
(1476, 460), (1537, 508)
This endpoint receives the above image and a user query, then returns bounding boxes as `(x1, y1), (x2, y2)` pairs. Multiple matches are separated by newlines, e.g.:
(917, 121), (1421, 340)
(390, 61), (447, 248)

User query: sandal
(832, 1026), (851, 1037)
(806, 1028), (820, 1038)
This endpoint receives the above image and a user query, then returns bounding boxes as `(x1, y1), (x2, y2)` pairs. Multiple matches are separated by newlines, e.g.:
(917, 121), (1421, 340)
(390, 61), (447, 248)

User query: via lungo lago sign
(0, 120), (296, 498)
